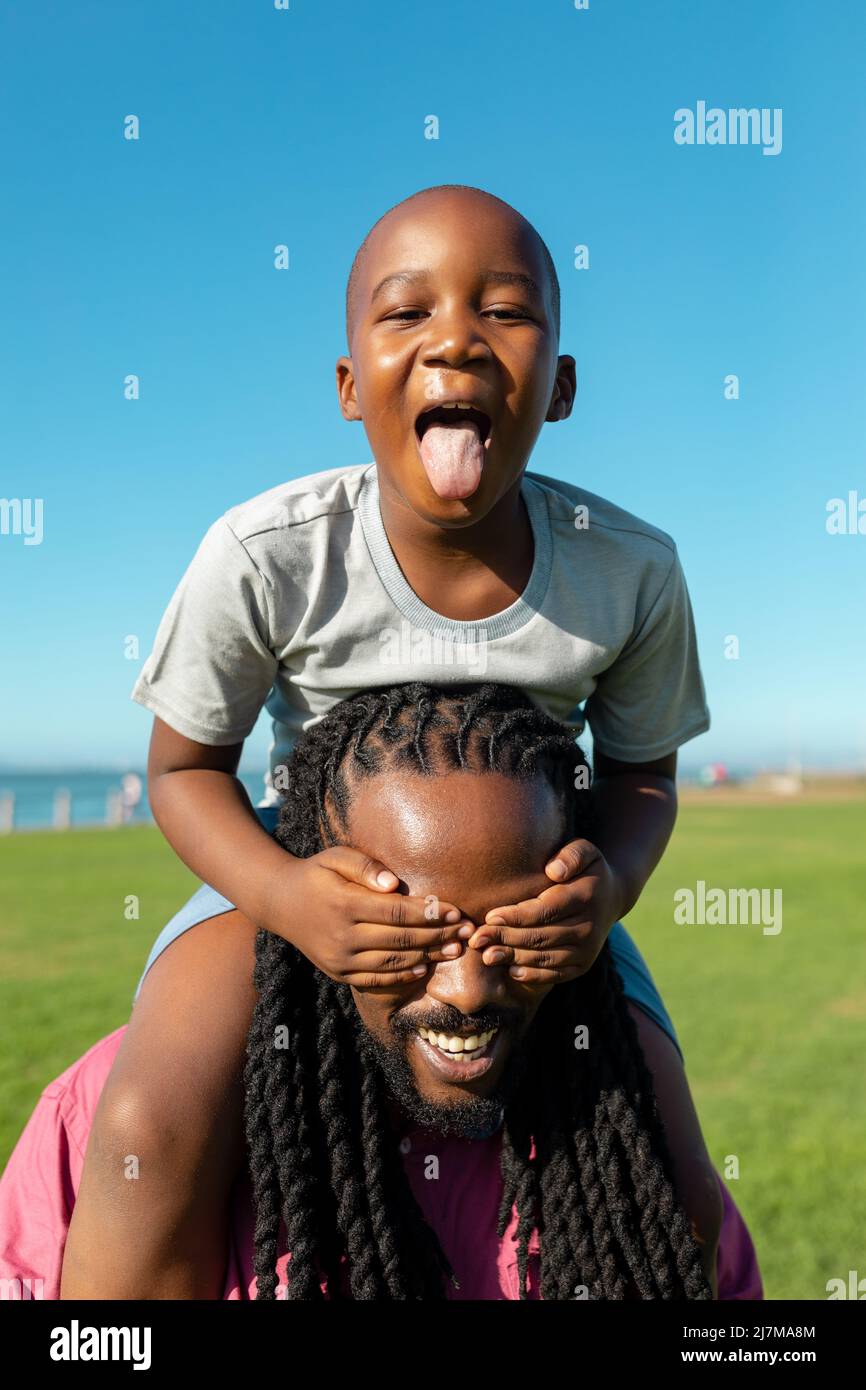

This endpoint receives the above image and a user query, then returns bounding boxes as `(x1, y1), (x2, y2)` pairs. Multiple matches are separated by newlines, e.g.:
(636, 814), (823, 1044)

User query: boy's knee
(90, 1051), (245, 1195)
(90, 1073), (202, 1186)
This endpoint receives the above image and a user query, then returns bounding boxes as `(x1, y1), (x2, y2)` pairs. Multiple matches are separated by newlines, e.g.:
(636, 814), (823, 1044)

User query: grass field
(2, 796), (865, 1300)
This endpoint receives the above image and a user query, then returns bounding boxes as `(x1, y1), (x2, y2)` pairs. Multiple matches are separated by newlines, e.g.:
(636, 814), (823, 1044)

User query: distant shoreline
(2, 773), (863, 835)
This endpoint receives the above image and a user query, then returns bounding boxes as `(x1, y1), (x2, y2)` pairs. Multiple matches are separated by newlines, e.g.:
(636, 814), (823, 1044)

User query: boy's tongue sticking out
(418, 418), (486, 501)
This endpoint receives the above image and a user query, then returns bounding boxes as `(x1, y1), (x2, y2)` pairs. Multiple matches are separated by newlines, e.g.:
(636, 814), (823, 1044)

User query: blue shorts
(136, 807), (683, 1062)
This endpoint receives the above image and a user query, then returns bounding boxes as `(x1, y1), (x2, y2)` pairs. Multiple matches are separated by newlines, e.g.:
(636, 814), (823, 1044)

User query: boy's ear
(336, 356), (362, 422)
(546, 354), (577, 423)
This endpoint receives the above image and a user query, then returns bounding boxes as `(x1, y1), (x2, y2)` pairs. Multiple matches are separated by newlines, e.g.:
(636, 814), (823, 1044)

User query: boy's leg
(607, 920), (683, 1060)
(608, 922), (722, 1295)
(63, 808), (280, 1296)
(626, 1000), (722, 1296)
(62, 909), (258, 1298)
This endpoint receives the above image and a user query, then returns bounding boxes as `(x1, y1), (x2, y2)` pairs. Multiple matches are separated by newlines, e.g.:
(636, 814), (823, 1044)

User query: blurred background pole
(0, 791), (13, 834)
(52, 787), (71, 830)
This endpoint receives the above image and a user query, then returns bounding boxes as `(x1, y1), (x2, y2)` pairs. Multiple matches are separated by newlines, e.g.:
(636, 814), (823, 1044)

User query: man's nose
(424, 942), (509, 1016)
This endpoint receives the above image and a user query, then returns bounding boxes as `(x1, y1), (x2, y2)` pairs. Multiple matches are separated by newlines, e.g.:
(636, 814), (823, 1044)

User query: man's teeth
(417, 1026), (498, 1061)
(439, 401), (477, 410)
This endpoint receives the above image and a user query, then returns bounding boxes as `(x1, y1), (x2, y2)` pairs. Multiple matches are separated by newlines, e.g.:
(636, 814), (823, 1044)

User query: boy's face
(337, 190), (576, 528)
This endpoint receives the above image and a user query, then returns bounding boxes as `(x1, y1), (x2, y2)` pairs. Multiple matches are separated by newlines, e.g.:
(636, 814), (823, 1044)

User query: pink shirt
(0, 1027), (762, 1300)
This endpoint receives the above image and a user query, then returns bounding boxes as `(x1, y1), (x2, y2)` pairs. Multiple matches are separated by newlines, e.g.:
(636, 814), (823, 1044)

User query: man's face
(344, 766), (567, 1137)
(336, 189), (576, 528)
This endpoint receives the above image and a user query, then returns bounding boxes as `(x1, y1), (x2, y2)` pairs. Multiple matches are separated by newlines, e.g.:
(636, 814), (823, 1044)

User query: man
(1, 684), (762, 1299)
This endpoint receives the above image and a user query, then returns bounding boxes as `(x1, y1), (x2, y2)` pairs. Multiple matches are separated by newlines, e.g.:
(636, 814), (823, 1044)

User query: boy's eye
(383, 306), (531, 323)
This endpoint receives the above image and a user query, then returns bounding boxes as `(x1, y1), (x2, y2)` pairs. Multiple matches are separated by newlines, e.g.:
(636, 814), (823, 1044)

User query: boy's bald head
(345, 184), (561, 348)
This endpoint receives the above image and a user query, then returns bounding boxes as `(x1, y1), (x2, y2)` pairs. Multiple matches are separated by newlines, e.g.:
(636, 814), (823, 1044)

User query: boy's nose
(424, 942), (509, 1017)
(422, 309), (493, 368)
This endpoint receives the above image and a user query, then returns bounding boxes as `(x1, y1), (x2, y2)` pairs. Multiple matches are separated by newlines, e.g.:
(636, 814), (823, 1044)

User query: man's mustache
(389, 1004), (523, 1041)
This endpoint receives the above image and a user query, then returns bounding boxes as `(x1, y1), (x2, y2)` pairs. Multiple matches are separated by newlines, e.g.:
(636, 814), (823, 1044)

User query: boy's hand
(267, 845), (473, 987)
(464, 838), (626, 984)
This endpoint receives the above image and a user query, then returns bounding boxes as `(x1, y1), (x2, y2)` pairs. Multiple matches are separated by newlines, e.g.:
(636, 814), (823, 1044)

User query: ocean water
(0, 772), (266, 831)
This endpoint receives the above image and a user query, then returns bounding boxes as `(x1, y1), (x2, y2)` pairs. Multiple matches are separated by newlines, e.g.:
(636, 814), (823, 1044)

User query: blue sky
(1, 0), (864, 774)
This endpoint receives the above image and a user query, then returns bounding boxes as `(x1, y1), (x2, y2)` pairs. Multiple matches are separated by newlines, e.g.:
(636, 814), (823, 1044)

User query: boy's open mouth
(414, 401), (493, 501)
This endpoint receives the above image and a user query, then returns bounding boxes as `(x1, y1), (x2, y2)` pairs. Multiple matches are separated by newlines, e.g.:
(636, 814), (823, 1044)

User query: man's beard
(363, 1005), (532, 1140)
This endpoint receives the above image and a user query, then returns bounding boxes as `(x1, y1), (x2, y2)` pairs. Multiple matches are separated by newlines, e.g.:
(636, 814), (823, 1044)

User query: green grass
(2, 801), (865, 1300)
(0, 827), (197, 1158)
(632, 796), (866, 1302)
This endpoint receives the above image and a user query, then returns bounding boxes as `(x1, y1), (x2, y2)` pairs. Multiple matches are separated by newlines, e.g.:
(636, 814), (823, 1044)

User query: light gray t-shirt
(131, 462), (710, 803)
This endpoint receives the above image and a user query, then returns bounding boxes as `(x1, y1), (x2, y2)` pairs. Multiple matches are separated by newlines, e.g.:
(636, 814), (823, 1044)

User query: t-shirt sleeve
(130, 517), (279, 746)
(584, 546), (710, 762)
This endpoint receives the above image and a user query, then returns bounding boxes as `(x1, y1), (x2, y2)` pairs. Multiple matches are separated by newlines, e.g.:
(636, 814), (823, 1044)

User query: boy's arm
(555, 749), (677, 918)
(146, 717), (296, 930)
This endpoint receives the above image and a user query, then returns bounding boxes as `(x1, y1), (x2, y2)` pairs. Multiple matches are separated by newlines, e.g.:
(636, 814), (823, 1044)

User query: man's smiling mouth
(413, 1024), (504, 1081)
(417, 1024), (498, 1059)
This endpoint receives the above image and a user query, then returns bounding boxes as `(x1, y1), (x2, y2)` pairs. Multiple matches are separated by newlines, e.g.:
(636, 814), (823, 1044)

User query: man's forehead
(341, 767), (565, 918)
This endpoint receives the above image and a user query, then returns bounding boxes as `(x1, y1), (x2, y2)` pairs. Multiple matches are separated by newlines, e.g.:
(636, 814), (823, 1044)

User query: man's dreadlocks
(243, 681), (712, 1300)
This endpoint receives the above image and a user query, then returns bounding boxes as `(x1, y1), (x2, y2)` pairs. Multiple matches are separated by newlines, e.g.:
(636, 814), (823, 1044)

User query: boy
(61, 184), (720, 1297)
